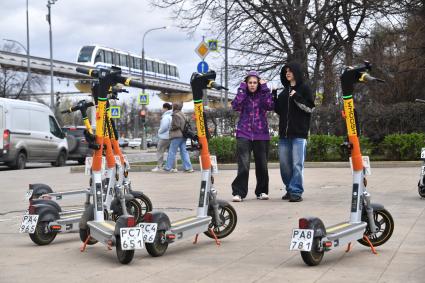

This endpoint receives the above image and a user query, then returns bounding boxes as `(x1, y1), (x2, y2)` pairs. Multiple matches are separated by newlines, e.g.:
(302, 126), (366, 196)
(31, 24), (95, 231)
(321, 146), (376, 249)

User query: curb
(70, 160), (422, 173)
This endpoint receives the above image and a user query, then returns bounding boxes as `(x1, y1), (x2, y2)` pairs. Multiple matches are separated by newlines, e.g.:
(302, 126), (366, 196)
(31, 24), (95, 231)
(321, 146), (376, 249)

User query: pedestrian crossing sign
(110, 106), (120, 119)
(139, 93), (149, 105)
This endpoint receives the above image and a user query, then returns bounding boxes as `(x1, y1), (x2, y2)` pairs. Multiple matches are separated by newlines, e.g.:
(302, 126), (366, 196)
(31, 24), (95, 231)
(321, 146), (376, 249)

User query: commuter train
(76, 45), (180, 81)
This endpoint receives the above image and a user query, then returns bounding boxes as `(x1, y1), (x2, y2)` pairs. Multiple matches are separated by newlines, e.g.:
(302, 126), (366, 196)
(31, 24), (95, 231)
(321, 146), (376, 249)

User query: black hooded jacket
(274, 62), (315, 139)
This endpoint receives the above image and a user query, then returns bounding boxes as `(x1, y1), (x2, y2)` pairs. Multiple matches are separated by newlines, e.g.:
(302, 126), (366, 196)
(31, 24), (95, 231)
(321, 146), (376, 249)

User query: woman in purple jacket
(231, 70), (274, 202)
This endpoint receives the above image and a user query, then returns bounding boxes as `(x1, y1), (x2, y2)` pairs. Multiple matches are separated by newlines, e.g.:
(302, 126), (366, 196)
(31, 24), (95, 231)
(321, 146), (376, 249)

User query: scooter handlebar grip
(76, 67), (98, 77)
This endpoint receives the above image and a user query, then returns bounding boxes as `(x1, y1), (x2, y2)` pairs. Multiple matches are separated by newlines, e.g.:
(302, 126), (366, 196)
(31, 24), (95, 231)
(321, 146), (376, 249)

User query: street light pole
(46, 0), (57, 111)
(26, 0), (31, 100)
(139, 26), (167, 149)
(3, 39), (30, 100)
(224, 0), (229, 110)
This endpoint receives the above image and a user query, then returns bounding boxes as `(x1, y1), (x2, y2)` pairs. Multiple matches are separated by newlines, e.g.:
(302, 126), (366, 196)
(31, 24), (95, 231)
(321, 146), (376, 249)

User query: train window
(153, 62), (159, 73)
(146, 60), (153, 72)
(158, 63), (164, 74)
(105, 51), (113, 64)
(94, 50), (104, 63)
(168, 65), (173, 76)
(175, 67), (179, 78)
(120, 54), (128, 67)
(134, 58), (141, 70)
(77, 46), (95, 62)
(113, 53), (120, 65)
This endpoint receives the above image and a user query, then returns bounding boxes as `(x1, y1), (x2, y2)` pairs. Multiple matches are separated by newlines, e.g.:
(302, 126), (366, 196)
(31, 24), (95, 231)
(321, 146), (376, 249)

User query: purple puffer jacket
(232, 82), (274, 140)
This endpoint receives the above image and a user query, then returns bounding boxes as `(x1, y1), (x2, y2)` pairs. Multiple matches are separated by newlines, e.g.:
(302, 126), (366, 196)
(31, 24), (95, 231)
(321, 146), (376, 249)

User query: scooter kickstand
(193, 234), (199, 244)
(363, 235), (378, 255)
(80, 235), (92, 252)
(209, 228), (221, 247)
(345, 242), (352, 253)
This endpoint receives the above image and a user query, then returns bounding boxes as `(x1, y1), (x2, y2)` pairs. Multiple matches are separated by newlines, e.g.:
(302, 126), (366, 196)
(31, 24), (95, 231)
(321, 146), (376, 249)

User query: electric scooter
(141, 70), (237, 257)
(289, 61), (394, 266)
(415, 99), (425, 198)
(75, 66), (148, 264)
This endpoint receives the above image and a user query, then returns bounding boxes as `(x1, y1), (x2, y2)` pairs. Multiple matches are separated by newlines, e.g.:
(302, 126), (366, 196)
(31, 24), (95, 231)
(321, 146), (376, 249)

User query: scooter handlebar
(76, 67), (98, 77)
(61, 101), (94, 114)
(361, 73), (385, 83)
(207, 80), (228, 90)
(415, 99), (425, 104)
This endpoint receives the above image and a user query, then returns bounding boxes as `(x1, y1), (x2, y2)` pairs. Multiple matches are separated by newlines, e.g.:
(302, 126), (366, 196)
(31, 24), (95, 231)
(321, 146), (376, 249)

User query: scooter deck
(88, 220), (115, 240)
(170, 216), (212, 240)
(325, 221), (367, 246)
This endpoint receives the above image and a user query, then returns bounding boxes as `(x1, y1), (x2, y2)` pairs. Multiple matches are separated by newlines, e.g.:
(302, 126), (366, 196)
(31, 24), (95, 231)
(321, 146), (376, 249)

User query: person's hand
(290, 89), (296, 97)
(239, 82), (247, 90)
(259, 79), (267, 85)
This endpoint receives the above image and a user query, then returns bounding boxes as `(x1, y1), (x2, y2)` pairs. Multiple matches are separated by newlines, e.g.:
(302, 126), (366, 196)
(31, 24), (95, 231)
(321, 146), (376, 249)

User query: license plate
(289, 229), (314, 251)
(19, 214), (39, 234)
(421, 165), (425, 176)
(24, 189), (33, 200)
(120, 227), (144, 250)
(138, 222), (158, 243)
(421, 148), (425, 159)
(199, 155), (218, 173)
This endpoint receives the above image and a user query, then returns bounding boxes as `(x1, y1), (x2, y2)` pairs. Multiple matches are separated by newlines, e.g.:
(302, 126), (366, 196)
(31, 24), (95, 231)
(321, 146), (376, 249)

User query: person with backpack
(151, 102), (177, 172)
(163, 102), (194, 173)
(231, 70), (274, 202)
(273, 62), (315, 202)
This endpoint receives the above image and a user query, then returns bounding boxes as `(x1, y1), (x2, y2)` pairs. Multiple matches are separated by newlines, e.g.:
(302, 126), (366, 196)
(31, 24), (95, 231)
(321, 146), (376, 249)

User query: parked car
(62, 126), (93, 164)
(128, 138), (141, 149)
(0, 98), (68, 169)
(147, 138), (158, 148)
(118, 137), (129, 148)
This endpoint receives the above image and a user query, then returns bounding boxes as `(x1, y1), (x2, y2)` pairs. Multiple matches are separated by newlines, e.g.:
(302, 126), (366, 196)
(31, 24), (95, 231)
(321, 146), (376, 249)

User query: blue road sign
(139, 93), (149, 105)
(197, 61), (209, 73)
(110, 106), (120, 119)
(207, 40), (218, 51)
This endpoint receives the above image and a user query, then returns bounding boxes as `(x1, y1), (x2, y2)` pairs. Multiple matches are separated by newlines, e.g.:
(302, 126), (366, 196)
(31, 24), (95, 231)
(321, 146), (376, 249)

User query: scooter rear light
(41, 195), (52, 200)
(299, 218), (310, 229)
(3, 129), (10, 150)
(143, 212), (153, 223)
(50, 225), (62, 231)
(166, 234), (176, 239)
(127, 216), (135, 227)
(324, 241), (333, 248)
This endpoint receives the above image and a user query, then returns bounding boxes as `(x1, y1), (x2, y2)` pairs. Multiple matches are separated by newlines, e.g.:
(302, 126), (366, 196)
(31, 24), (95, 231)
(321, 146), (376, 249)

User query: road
(0, 165), (424, 283)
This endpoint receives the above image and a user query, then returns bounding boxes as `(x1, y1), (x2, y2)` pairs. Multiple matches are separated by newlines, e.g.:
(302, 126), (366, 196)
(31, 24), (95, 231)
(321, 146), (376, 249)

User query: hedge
(208, 133), (425, 163)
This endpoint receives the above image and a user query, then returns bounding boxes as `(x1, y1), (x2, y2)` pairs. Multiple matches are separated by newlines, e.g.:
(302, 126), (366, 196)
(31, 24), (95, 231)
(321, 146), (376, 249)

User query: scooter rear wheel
(358, 208), (394, 247)
(115, 237), (135, 264)
(418, 181), (425, 198)
(300, 238), (324, 266)
(204, 201), (237, 239)
(145, 230), (168, 257)
(29, 221), (57, 246)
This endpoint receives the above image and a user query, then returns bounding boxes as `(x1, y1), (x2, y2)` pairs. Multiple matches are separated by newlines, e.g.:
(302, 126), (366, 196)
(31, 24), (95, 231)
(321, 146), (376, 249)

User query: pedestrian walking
(231, 70), (274, 202)
(163, 102), (194, 173)
(273, 62), (315, 202)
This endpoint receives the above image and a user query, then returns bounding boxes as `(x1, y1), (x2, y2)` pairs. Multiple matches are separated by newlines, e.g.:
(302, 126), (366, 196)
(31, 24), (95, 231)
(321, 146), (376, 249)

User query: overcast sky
(0, 0), (227, 108)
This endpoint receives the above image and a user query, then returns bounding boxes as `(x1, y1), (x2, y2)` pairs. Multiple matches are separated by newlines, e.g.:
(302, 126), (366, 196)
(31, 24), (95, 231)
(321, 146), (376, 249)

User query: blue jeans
(279, 138), (307, 196)
(165, 137), (192, 171)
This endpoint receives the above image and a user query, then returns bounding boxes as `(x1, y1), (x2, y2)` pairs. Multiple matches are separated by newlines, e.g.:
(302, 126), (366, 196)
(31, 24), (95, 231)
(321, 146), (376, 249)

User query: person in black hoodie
(273, 62), (315, 202)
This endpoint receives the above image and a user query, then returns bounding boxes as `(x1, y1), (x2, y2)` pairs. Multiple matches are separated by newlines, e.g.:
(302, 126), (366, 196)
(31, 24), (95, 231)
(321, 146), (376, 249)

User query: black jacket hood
(280, 62), (304, 87)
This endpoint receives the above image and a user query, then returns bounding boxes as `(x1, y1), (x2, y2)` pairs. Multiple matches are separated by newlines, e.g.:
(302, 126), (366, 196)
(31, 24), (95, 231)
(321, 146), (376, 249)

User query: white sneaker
(184, 168), (194, 173)
(232, 195), (242, 202)
(257, 193), (269, 200)
(151, 166), (161, 172)
(170, 168), (178, 173)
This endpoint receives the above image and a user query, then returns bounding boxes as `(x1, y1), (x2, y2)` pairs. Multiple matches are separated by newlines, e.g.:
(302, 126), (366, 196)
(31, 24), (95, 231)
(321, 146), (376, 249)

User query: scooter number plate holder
(24, 189), (33, 200)
(120, 227), (144, 250)
(289, 229), (314, 251)
(421, 165), (425, 176)
(19, 214), (39, 234)
(138, 222), (158, 243)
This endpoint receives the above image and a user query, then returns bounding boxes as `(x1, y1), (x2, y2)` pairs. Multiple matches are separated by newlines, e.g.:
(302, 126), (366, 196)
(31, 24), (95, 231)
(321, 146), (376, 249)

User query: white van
(0, 98), (68, 169)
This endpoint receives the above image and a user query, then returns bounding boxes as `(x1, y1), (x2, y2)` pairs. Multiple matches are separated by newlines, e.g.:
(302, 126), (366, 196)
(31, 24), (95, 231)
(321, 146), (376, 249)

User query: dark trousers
(231, 138), (269, 198)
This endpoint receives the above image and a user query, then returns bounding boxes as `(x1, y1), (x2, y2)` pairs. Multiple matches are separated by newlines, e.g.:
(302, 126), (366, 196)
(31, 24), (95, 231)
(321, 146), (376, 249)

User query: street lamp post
(26, 0), (31, 100)
(46, 0), (58, 111)
(3, 39), (30, 100)
(139, 26), (167, 149)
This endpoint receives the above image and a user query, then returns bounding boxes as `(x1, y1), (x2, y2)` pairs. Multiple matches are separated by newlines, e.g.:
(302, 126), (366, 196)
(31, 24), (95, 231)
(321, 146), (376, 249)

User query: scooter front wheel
(29, 221), (57, 245)
(204, 200), (237, 239)
(145, 230), (168, 257)
(135, 194), (153, 218)
(79, 228), (98, 245)
(115, 237), (135, 264)
(300, 237), (324, 266)
(358, 208), (394, 247)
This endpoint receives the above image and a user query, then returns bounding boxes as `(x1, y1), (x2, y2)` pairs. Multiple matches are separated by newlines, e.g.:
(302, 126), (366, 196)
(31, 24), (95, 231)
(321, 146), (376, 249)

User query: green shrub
(209, 136), (237, 163)
(381, 133), (425, 160)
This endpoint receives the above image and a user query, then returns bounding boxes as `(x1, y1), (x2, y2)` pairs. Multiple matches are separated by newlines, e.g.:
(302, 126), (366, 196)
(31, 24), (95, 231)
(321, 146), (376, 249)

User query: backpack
(182, 118), (198, 141)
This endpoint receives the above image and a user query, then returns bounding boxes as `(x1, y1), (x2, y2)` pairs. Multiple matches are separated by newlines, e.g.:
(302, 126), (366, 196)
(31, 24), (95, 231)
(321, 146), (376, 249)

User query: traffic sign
(197, 61), (209, 73)
(195, 41), (210, 59)
(110, 106), (121, 119)
(139, 93), (149, 105)
(207, 40), (219, 51)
